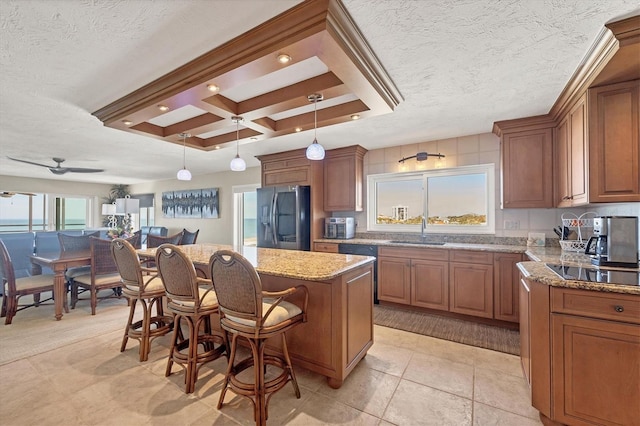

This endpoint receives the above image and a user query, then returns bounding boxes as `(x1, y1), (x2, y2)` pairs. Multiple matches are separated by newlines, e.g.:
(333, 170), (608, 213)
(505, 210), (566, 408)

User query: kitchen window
(367, 164), (495, 234)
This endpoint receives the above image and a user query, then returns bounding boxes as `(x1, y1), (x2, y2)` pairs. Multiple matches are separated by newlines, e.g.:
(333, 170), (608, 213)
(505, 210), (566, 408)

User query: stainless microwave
(324, 217), (355, 239)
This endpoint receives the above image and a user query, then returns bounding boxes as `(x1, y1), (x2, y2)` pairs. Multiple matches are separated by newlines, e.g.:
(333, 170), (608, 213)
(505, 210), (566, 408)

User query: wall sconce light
(398, 152), (446, 164)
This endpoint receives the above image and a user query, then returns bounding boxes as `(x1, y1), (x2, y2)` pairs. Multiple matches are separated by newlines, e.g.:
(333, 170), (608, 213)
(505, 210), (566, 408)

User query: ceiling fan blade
(7, 156), (53, 168)
(64, 167), (105, 173)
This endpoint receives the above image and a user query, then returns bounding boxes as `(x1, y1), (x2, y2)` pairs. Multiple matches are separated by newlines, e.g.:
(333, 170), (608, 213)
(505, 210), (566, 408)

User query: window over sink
(367, 164), (495, 234)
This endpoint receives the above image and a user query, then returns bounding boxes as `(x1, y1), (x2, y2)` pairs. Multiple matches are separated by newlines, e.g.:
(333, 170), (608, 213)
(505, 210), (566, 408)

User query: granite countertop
(315, 238), (639, 295)
(138, 243), (375, 282)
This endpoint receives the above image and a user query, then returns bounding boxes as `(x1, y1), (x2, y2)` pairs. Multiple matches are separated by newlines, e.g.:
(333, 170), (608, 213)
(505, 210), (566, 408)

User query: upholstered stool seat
(209, 250), (308, 426)
(111, 238), (172, 362)
(155, 244), (226, 393)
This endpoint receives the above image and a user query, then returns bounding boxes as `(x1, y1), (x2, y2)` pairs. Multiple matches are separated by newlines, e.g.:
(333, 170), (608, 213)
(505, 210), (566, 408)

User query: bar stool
(209, 250), (308, 426)
(110, 238), (172, 362)
(155, 244), (226, 393)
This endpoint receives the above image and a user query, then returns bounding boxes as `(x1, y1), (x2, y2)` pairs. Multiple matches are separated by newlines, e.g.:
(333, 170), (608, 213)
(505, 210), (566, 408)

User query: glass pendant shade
(306, 93), (325, 160)
(177, 168), (192, 181)
(230, 155), (246, 171)
(306, 139), (325, 160)
(177, 132), (191, 180)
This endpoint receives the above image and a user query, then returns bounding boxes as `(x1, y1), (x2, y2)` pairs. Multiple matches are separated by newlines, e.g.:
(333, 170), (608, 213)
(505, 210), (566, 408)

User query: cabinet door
(324, 145), (366, 212)
(449, 262), (493, 318)
(556, 115), (571, 206)
(569, 98), (588, 204)
(502, 128), (554, 208)
(411, 259), (449, 311)
(493, 253), (522, 322)
(588, 80), (640, 202)
(551, 314), (640, 425)
(519, 276), (531, 386)
(377, 256), (410, 304)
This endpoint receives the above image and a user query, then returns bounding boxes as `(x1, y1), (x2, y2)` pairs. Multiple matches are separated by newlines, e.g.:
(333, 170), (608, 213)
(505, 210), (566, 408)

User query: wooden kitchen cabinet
(555, 95), (588, 207)
(499, 124), (554, 208)
(324, 145), (367, 212)
(519, 274), (531, 385)
(588, 79), (640, 203)
(378, 246), (449, 310)
(314, 242), (339, 253)
(449, 252), (494, 319)
(550, 288), (640, 425)
(493, 253), (523, 322)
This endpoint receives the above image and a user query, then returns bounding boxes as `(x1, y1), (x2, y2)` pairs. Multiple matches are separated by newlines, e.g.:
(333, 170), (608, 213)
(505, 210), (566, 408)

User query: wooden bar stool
(209, 250), (308, 426)
(110, 238), (172, 362)
(155, 244), (226, 393)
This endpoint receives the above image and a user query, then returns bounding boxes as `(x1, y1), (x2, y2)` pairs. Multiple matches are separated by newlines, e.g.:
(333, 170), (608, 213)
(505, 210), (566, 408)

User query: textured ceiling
(0, 0), (638, 185)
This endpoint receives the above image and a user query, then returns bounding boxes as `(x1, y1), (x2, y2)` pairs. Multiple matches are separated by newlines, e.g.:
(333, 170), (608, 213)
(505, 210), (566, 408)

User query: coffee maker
(585, 216), (639, 268)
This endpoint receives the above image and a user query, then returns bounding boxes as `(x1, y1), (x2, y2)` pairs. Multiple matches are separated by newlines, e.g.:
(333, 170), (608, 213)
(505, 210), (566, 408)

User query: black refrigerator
(256, 185), (311, 251)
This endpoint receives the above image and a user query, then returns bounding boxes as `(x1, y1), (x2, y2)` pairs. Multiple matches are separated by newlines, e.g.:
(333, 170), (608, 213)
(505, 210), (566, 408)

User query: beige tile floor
(0, 303), (543, 426)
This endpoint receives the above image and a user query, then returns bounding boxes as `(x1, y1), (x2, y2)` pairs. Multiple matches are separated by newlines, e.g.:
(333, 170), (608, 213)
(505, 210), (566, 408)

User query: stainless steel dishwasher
(338, 243), (378, 304)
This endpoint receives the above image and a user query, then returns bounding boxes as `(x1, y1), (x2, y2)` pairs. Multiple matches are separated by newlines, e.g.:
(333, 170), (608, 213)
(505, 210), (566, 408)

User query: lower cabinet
(449, 250), (494, 319)
(378, 246), (449, 310)
(494, 253), (523, 322)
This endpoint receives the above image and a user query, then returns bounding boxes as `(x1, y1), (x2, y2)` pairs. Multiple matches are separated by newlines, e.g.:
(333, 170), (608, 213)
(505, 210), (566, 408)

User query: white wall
(129, 167), (261, 244)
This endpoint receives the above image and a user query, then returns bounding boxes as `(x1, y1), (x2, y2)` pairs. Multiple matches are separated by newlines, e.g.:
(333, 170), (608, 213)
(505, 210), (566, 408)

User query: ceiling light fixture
(306, 93), (325, 161)
(158, 104), (169, 112)
(230, 116), (246, 172)
(277, 53), (292, 64)
(122, 120), (132, 126)
(295, 127), (302, 132)
(398, 152), (445, 163)
(351, 114), (360, 120)
(207, 84), (219, 92)
(176, 132), (192, 181)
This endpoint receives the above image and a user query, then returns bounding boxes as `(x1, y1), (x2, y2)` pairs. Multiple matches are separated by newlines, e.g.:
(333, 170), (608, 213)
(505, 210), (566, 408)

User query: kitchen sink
(389, 240), (446, 245)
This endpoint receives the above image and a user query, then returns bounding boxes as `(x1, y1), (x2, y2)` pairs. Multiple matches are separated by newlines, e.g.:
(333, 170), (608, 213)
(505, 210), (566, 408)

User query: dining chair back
(71, 235), (135, 315)
(111, 238), (171, 361)
(0, 239), (55, 325)
(58, 231), (100, 287)
(180, 228), (199, 245)
(147, 232), (183, 248)
(0, 232), (35, 280)
(155, 244), (226, 393)
(209, 249), (308, 425)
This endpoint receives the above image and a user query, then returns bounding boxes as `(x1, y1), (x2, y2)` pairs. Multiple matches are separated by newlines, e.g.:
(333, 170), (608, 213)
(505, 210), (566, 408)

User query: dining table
(30, 250), (91, 320)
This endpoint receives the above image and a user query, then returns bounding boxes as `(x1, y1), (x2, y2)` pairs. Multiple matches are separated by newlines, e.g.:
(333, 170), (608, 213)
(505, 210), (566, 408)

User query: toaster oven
(324, 217), (355, 239)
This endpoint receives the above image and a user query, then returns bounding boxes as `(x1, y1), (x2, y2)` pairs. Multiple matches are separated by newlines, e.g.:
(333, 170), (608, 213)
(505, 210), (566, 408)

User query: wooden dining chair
(180, 228), (199, 245)
(209, 250), (308, 425)
(111, 238), (172, 361)
(155, 244), (226, 393)
(147, 232), (183, 248)
(71, 235), (136, 315)
(58, 232), (99, 287)
(0, 240), (56, 325)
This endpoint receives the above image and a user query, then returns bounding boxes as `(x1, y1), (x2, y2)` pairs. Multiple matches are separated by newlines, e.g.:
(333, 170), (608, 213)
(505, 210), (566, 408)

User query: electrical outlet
(504, 220), (520, 230)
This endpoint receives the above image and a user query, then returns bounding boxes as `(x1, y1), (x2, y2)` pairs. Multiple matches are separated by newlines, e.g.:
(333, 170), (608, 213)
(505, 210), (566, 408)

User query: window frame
(367, 163), (495, 234)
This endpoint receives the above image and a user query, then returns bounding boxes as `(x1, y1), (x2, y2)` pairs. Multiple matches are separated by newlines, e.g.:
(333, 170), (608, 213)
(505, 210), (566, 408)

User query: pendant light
(176, 132), (192, 180)
(230, 116), (246, 171)
(306, 93), (325, 160)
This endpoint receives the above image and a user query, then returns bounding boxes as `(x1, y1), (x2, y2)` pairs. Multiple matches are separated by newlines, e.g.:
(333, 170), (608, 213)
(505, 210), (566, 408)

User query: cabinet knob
(614, 305), (624, 313)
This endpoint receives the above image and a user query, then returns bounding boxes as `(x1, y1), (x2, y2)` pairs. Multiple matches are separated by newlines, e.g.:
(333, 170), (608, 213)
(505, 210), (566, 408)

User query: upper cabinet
(493, 16), (640, 207)
(588, 80), (640, 203)
(555, 95), (588, 207)
(324, 145), (367, 212)
(494, 118), (555, 209)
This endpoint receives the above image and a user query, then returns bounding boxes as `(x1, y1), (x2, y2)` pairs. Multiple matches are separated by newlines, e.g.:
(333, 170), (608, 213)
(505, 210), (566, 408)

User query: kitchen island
(517, 261), (639, 426)
(138, 244), (376, 389)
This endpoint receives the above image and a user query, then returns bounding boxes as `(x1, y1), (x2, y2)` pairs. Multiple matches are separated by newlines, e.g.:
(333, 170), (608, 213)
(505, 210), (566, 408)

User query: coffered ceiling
(92, 0), (402, 152)
(0, 0), (638, 184)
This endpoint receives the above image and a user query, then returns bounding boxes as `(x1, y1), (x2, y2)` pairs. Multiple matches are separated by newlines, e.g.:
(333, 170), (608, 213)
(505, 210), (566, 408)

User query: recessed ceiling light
(277, 53), (292, 64)
(207, 84), (219, 92)
(351, 114), (360, 120)
(250, 137), (258, 141)
(295, 127), (302, 132)
(122, 120), (132, 126)
(157, 105), (169, 112)
(214, 146), (220, 150)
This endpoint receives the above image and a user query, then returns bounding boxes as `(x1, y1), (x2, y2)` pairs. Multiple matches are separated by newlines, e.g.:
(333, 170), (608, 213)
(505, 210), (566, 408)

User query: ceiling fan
(0, 191), (36, 198)
(7, 157), (104, 175)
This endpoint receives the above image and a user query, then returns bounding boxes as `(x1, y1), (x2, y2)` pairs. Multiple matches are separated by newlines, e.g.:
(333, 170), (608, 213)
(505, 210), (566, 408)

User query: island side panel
(345, 264), (374, 371)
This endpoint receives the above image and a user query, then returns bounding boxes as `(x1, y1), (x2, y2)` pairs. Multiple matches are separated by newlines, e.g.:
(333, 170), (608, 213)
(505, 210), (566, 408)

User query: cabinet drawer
(314, 242), (339, 253)
(450, 250), (493, 264)
(379, 246), (448, 261)
(551, 287), (640, 324)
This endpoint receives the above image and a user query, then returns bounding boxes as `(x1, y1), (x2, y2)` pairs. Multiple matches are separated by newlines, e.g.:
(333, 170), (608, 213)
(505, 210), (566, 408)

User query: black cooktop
(546, 263), (640, 286)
